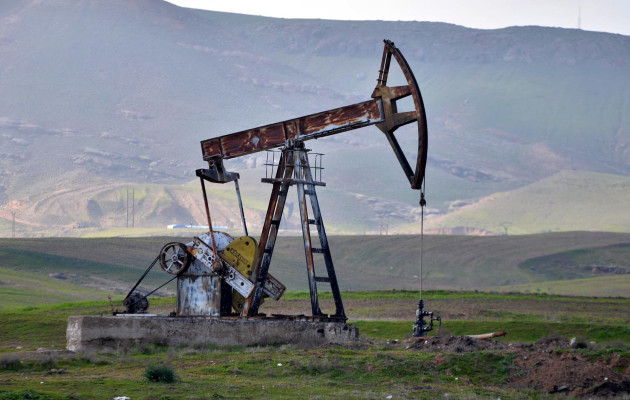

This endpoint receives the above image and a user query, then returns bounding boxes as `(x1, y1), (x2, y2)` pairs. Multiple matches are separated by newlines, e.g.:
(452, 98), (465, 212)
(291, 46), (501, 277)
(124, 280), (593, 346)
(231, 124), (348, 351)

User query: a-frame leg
(242, 151), (295, 316)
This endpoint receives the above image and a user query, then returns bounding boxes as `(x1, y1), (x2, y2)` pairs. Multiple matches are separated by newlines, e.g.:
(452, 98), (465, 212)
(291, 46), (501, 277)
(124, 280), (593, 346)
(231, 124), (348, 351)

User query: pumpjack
(124, 40), (436, 332)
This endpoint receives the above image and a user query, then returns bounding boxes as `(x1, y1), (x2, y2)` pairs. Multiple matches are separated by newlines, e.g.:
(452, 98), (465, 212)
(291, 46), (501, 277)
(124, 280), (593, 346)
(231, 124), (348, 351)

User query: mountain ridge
(1, 0), (629, 235)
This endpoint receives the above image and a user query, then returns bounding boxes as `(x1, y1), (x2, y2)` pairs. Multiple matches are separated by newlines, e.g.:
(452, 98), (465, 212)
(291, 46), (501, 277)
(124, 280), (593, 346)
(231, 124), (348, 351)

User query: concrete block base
(66, 315), (359, 351)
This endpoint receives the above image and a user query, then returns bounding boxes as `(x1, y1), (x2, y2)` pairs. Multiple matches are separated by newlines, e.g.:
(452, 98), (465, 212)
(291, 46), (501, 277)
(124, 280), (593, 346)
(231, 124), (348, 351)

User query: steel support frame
(242, 151), (294, 316)
(243, 142), (345, 319)
(295, 150), (345, 318)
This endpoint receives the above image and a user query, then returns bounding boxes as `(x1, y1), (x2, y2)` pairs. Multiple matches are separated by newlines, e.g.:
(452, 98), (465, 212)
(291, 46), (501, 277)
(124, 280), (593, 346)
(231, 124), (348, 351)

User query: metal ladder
(294, 149), (345, 319)
(243, 142), (345, 320)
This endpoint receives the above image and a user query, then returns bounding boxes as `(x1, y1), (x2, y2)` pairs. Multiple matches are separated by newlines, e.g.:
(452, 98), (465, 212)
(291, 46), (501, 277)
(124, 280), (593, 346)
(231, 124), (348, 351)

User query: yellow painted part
(219, 236), (258, 313)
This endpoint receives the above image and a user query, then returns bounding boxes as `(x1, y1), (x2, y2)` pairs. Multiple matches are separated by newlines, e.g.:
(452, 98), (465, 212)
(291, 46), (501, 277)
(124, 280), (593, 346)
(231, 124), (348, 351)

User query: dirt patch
(407, 335), (630, 398)
(510, 346), (630, 397)
(407, 335), (509, 352)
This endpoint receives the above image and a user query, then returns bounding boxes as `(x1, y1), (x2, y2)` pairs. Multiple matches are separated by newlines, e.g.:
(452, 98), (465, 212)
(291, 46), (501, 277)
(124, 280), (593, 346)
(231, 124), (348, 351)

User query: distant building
(166, 224), (228, 230)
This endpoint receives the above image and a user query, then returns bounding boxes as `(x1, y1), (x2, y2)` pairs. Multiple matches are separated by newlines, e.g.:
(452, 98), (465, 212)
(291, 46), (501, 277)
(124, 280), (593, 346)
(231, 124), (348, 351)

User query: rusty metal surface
(373, 39), (428, 190)
(198, 177), (221, 266)
(242, 151), (294, 316)
(178, 232), (235, 316)
(243, 144), (344, 318)
(234, 179), (248, 236)
(176, 258), (221, 316)
(189, 233), (256, 298)
(291, 147), (321, 315)
(261, 273), (285, 300)
(298, 150), (345, 319)
(158, 242), (190, 275)
(177, 274), (221, 316)
(298, 183), (321, 315)
(196, 161), (239, 184)
(190, 39), (428, 320)
(223, 264), (255, 297)
(188, 236), (218, 272)
(200, 40), (427, 191)
(201, 100), (383, 161)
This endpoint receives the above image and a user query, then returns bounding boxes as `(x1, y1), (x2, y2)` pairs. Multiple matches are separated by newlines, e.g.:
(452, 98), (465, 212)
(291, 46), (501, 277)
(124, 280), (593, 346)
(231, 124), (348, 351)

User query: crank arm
(262, 273), (286, 300)
(189, 236), (221, 272)
(220, 256), (286, 300)
(223, 264), (255, 297)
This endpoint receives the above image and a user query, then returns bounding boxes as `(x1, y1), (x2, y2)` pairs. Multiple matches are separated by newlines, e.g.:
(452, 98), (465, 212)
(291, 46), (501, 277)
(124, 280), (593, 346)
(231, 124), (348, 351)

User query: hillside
(1, 0), (629, 235)
(421, 170), (630, 234)
(0, 232), (628, 311)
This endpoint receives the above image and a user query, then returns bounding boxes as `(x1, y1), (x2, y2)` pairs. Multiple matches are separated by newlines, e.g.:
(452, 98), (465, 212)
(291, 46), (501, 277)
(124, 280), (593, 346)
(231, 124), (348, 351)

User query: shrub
(0, 355), (22, 371)
(0, 390), (53, 399)
(144, 364), (176, 383)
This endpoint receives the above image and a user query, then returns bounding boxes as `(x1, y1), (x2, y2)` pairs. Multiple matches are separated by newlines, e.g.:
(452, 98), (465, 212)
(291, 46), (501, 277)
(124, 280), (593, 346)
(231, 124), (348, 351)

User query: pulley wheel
(159, 242), (191, 275)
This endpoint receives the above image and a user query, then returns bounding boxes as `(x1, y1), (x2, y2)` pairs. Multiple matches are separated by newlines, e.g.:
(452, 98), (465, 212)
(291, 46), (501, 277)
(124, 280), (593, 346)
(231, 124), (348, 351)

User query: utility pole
(126, 187), (135, 228)
(499, 222), (512, 236)
(1, 204), (17, 239)
(362, 210), (366, 235)
(378, 216), (389, 235)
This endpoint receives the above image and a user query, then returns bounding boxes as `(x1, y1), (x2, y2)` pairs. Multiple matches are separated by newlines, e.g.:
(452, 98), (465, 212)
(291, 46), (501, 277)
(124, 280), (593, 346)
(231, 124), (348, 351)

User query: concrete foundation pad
(66, 315), (359, 351)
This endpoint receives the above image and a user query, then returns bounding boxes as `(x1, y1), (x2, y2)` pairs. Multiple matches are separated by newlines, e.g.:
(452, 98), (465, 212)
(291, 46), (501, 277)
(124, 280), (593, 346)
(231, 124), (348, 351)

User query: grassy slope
(419, 170), (630, 234)
(0, 267), (107, 310)
(0, 232), (629, 311)
(0, 180), (270, 237)
(6, 169), (630, 239)
(0, 238), (182, 301)
(492, 275), (630, 297)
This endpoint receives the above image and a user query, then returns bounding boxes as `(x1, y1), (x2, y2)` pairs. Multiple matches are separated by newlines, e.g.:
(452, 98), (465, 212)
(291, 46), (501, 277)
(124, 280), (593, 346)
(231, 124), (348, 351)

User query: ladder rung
(312, 248), (326, 254)
(270, 219), (281, 226)
(315, 276), (331, 283)
(264, 247), (274, 253)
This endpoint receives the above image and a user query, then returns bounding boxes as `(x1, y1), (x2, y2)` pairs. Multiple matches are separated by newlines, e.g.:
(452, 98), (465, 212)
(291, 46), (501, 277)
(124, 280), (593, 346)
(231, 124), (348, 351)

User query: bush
(0, 390), (53, 399)
(0, 355), (22, 371)
(144, 364), (176, 383)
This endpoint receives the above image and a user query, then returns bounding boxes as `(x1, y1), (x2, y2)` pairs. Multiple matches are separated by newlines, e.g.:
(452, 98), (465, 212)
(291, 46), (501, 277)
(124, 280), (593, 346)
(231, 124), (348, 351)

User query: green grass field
(2, 291), (629, 352)
(1, 232), (628, 308)
(0, 233), (629, 398)
(0, 267), (107, 310)
(0, 291), (629, 399)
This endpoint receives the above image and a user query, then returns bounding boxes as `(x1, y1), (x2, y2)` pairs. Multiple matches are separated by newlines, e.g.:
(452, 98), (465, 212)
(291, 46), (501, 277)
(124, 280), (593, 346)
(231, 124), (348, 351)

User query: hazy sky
(166, 0), (630, 36)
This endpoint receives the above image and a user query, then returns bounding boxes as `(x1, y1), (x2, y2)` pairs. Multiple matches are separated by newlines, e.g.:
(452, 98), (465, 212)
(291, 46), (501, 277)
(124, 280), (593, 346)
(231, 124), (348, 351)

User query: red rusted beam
(201, 40), (427, 191)
(201, 99), (383, 161)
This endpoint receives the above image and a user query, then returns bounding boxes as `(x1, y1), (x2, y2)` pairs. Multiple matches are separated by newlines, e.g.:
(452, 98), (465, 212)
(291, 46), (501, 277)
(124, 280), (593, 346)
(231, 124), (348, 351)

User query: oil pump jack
(123, 40), (439, 336)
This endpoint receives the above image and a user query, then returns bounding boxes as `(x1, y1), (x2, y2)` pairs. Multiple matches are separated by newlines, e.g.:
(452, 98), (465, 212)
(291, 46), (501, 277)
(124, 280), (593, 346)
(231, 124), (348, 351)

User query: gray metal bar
(300, 151), (346, 319)
(199, 177), (219, 265)
(234, 179), (248, 236)
(297, 159), (322, 316)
